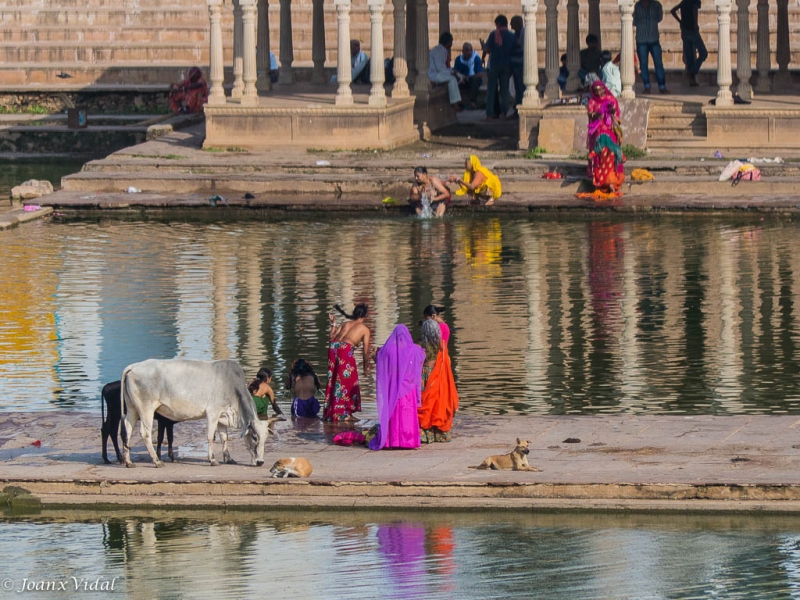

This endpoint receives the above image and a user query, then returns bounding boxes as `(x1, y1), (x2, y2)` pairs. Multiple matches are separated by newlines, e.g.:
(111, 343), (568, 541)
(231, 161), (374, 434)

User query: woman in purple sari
(369, 324), (425, 450)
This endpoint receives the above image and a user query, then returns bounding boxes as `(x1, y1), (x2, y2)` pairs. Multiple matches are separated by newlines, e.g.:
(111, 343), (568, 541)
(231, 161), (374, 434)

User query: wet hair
(285, 358), (321, 391)
(439, 32), (453, 46)
(586, 33), (599, 46)
(334, 303), (368, 320)
(413, 166), (428, 176)
(421, 319), (442, 362)
(423, 304), (446, 318)
(601, 50), (612, 64)
(248, 367), (272, 394)
(495, 14), (509, 27)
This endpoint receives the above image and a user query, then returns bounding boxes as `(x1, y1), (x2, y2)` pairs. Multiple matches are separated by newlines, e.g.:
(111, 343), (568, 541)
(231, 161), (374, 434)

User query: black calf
(101, 380), (177, 464)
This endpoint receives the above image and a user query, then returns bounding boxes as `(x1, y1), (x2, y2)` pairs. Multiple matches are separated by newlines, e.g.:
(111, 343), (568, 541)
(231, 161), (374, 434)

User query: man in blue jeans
(671, 0), (707, 86)
(481, 14), (517, 119)
(633, 0), (670, 93)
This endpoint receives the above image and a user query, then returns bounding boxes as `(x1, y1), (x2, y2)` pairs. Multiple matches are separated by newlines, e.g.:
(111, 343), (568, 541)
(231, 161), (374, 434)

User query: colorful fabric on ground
(587, 81), (625, 193)
(292, 396), (321, 418)
(418, 344), (459, 433)
(370, 325), (425, 450)
(455, 155), (502, 200)
(322, 341), (362, 422)
(631, 168), (654, 181)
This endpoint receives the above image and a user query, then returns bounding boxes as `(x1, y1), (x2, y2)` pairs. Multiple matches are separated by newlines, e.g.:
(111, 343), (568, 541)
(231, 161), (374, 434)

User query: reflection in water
(3, 215), (800, 415)
(2, 511), (800, 599)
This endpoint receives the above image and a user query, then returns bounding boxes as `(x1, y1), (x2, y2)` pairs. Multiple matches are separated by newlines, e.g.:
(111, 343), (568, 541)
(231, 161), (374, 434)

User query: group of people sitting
(408, 154), (503, 216)
(557, 34), (630, 98)
(247, 304), (459, 449)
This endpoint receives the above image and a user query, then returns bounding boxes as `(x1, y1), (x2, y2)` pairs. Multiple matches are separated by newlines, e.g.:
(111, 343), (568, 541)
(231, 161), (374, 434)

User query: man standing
(671, 0), (707, 86)
(454, 42), (484, 109)
(482, 14), (517, 119)
(509, 15), (525, 112)
(633, 0), (670, 93)
(350, 40), (370, 84)
(428, 32), (463, 110)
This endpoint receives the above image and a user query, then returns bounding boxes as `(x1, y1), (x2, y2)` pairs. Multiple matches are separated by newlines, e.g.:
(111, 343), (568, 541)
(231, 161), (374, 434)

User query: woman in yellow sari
(449, 155), (502, 206)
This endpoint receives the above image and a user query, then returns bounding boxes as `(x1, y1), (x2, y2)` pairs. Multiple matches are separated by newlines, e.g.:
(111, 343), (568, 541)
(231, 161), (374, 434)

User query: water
(2, 213), (800, 415)
(419, 190), (434, 218)
(1, 510), (800, 599)
(0, 160), (85, 197)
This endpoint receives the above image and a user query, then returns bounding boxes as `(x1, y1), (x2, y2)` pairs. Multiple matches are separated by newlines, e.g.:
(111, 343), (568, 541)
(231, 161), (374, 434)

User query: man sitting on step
(428, 32), (463, 111)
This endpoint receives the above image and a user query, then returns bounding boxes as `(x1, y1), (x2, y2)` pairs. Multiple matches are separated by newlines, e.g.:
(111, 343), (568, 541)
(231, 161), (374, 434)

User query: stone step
(0, 43), (205, 64)
(0, 26), (208, 44)
(0, 8), (208, 27)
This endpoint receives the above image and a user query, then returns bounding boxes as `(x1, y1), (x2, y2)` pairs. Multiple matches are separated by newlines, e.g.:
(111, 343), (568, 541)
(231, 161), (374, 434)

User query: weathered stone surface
(10, 179), (53, 200)
(619, 98), (650, 149)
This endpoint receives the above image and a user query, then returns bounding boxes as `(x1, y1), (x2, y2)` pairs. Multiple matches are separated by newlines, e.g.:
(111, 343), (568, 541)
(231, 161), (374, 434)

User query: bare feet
(485, 199), (495, 206)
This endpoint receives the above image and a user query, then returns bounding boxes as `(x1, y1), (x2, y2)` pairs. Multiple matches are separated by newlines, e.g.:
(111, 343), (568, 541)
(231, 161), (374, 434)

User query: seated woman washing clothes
(285, 358), (322, 418)
(369, 324), (425, 450)
(248, 367), (284, 417)
(586, 80), (625, 196)
(448, 155), (502, 206)
(323, 303), (372, 423)
(168, 66), (208, 114)
(418, 320), (458, 443)
(409, 167), (451, 217)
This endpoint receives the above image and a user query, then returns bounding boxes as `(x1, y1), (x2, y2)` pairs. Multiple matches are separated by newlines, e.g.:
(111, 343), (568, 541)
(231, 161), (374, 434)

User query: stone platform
(5, 412), (800, 511)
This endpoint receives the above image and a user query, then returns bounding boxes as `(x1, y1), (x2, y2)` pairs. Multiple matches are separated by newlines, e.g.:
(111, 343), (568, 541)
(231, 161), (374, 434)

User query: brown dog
(476, 438), (541, 471)
(270, 457), (313, 478)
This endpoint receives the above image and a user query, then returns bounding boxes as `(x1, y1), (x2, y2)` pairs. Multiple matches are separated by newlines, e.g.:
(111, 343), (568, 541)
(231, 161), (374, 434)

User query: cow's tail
(100, 386), (106, 424)
(119, 366), (133, 445)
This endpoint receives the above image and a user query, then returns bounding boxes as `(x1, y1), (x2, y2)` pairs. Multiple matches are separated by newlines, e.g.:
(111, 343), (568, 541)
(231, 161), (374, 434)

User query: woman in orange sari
(418, 320), (458, 443)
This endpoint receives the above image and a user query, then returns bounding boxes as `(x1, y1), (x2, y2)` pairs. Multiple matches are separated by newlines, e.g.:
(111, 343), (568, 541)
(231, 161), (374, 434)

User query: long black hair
(423, 304), (445, 318)
(248, 367), (272, 394)
(334, 303), (368, 320)
(285, 358), (321, 391)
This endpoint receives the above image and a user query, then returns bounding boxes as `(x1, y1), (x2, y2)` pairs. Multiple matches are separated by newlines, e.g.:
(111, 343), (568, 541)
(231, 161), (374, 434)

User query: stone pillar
(619, 0), (636, 99)
(241, 0), (258, 104)
(392, 0), (410, 97)
(335, 0), (354, 105)
(406, 0), (417, 85)
(368, 0), (387, 106)
(312, 0), (326, 84)
(544, 0), (560, 99)
(439, 0), (449, 36)
(776, 0), (790, 86)
(207, 0), (226, 105)
(755, 0), (771, 92)
(565, 0), (581, 92)
(735, 0), (752, 100)
(279, 0), (294, 84)
(232, 0), (244, 98)
(588, 0), (602, 48)
(714, 0), (734, 106)
(414, 0), (430, 101)
(256, 0), (272, 92)
(522, 0), (540, 106)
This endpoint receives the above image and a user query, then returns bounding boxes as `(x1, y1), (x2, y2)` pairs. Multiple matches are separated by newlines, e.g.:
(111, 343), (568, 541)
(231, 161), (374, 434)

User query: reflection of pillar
(565, 0), (581, 92)
(714, 0), (734, 107)
(207, 0), (226, 105)
(312, 0), (326, 84)
(735, 0), (752, 100)
(776, 0), (790, 86)
(519, 224), (548, 399)
(368, 0), (387, 106)
(414, 0), (430, 100)
(588, 0), (602, 48)
(256, 0), (272, 91)
(544, 0), (560, 99)
(619, 0), (635, 99)
(232, 0), (244, 98)
(392, 0), (409, 97)
(406, 0), (417, 86)
(713, 233), (744, 409)
(335, 0), (354, 105)
(279, 0), (294, 84)
(620, 228), (642, 407)
(755, 0), (771, 92)
(522, 0), (540, 106)
(439, 0), (449, 36)
(241, 0), (259, 105)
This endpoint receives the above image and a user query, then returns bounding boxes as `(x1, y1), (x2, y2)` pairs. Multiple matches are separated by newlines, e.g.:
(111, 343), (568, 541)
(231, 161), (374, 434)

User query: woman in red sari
(168, 66), (209, 114)
(586, 80), (625, 194)
(323, 303), (371, 423)
(418, 320), (458, 443)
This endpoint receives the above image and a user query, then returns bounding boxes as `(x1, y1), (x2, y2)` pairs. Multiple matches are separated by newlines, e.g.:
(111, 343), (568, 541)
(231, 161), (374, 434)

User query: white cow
(120, 358), (272, 468)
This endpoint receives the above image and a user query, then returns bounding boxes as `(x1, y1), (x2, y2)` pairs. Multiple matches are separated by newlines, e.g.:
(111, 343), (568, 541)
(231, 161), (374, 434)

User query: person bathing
(323, 303), (372, 422)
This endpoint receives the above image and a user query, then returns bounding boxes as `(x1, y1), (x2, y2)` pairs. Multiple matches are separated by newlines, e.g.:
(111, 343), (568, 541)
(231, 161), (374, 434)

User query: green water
(0, 160), (84, 198)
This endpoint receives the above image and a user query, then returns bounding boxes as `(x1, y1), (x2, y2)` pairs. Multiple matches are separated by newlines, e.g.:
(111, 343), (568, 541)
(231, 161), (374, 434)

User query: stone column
(588, 0), (602, 48)
(368, 0), (387, 106)
(565, 0), (581, 92)
(414, 0), (430, 100)
(619, 0), (636, 99)
(714, 0), (734, 106)
(755, 0), (771, 92)
(776, 0), (790, 86)
(335, 0), (354, 105)
(439, 0), (449, 37)
(735, 0), (752, 100)
(392, 0), (410, 97)
(406, 0), (417, 85)
(241, 0), (258, 104)
(279, 0), (294, 84)
(256, 0), (272, 92)
(232, 0), (244, 98)
(312, 0), (326, 84)
(544, 0), (560, 99)
(522, 0), (540, 106)
(207, 0), (226, 105)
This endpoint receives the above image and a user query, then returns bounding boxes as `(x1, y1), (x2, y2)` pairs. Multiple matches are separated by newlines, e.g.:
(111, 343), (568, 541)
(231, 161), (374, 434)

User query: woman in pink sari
(586, 80), (625, 194)
(369, 324), (425, 450)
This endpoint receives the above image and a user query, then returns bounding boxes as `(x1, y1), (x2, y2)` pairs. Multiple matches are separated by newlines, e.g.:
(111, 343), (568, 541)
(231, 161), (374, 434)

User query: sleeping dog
(475, 438), (541, 471)
(270, 457), (313, 478)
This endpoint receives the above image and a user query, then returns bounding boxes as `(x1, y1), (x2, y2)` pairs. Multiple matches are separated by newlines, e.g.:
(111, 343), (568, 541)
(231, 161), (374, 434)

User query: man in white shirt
(351, 40), (370, 84)
(600, 50), (621, 97)
(427, 32), (462, 109)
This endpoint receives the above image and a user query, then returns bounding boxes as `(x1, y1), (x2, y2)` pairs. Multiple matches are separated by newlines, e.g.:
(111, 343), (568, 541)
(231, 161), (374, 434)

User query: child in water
(248, 368), (283, 416)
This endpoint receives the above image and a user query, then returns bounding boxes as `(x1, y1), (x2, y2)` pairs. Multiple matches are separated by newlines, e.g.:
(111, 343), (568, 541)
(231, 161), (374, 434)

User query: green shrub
(622, 144), (647, 158)
(525, 146), (547, 159)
